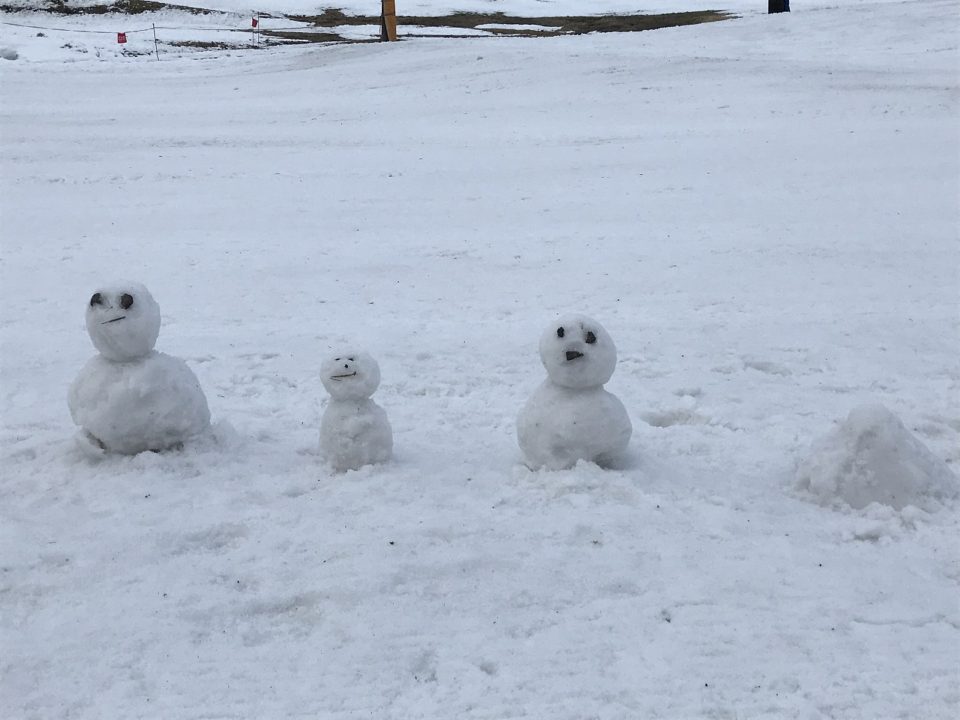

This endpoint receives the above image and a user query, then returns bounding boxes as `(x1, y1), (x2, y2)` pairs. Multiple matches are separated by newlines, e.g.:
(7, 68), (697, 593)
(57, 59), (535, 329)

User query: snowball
(319, 350), (392, 472)
(69, 352), (210, 455)
(539, 313), (617, 389)
(518, 314), (631, 470)
(795, 404), (958, 511)
(1, 47), (19, 61)
(321, 351), (380, 401)
(85, 281), (161, 362)
(518, 382), (632, 470)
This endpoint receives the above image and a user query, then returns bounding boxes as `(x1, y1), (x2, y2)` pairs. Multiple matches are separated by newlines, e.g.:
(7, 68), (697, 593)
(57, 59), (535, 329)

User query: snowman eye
(556, 327), (565, 338)
(90, 293), (103, 307)
(348, 357), (355, 362)
(585, 331), (597, 344)
(120, 294), (134, 310)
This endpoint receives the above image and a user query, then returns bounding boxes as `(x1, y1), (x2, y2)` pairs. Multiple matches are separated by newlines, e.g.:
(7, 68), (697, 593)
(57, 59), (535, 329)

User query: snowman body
(69, 351), (210, 454)
(319, 351), (392, 472)
(518, 314), (632, 470)
(68, 282), (210, 454)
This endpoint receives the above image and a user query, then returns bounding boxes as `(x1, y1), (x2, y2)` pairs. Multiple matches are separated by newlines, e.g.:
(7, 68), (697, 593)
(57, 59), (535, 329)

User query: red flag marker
(117, 32), (127, 44)
(251, 17), (258, 28)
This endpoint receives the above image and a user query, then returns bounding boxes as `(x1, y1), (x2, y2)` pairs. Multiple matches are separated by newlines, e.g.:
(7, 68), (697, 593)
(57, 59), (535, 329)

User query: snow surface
(2, 1), (959, 718)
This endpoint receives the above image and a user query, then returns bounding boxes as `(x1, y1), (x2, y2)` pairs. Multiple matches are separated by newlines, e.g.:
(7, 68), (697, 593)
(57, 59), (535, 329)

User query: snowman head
(539, 314), (617, 389)
(85, 281), (161, 362)
(321, 351), (380, 401)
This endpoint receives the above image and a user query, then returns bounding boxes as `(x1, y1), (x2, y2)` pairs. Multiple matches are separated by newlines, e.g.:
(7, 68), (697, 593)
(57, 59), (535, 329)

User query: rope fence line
(0, 19), (314, 35)
(1, 2), (397, 51)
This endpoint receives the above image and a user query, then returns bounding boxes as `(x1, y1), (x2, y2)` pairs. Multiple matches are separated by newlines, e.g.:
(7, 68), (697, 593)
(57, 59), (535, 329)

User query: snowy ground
(2, 1), (959, 718)
(0, 1), (749, 61)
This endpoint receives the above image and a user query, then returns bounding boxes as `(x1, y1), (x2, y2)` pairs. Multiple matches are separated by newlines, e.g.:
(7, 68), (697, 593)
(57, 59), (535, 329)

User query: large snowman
(319, 350), (392, 472)
(68, 281), (210, 455)
(517, 314), (632, 470)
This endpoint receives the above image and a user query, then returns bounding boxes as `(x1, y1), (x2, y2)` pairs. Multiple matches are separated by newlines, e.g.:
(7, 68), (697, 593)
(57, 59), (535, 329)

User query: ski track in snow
(1, 1), (959, 718)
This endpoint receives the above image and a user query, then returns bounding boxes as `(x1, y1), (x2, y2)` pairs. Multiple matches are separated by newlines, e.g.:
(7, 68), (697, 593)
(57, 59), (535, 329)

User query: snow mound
(795, 404), (958, 511)
(1, 47), (19, 61)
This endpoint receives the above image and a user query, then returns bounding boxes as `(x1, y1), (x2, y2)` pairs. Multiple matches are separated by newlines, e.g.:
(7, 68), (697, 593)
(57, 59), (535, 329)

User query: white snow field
(2, 1), (959, 717)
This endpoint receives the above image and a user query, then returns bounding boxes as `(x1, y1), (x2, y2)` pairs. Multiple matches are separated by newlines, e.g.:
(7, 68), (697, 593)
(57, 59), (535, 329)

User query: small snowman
(68, 281), (210, 455)
(517, 314), (632, 470)
(319, 351), (392, 472)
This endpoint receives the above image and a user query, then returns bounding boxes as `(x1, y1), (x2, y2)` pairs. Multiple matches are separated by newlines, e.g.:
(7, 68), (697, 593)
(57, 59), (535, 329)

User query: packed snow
(319, 350), (393, 471)
(68, 282), (211, 455)
(1, 0), (959, 718)
(796, 403), (958, 512)
(518, 314), (632, 469)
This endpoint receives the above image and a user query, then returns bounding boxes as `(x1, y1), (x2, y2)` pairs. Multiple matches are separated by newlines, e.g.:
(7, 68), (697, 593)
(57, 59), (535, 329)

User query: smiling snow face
(539, 314), (617, 389)
(321, 351), (381, 401)
(85, 282), (161, 362)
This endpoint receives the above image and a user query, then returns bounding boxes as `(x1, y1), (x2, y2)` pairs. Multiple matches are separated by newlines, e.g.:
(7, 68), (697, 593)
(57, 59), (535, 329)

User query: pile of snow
(796, 404), (958, 511)
(1, 47), (19, 60)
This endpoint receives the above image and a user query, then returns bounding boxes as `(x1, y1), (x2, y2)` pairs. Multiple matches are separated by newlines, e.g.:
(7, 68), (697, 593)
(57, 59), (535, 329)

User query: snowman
(319, 350), (392, 472)
(517, 314), (632, 470)
(68, 281), (210, 455)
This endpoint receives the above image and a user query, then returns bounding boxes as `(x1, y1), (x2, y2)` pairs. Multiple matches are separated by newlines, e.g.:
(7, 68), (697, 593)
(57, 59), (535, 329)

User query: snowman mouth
(330, 372), (357, 380)
(565, 351), (584, 362)
(101, 316), (126, 324)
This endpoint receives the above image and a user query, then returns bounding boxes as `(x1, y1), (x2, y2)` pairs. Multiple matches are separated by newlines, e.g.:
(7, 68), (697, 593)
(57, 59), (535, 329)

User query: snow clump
(795, 403), (958, 511)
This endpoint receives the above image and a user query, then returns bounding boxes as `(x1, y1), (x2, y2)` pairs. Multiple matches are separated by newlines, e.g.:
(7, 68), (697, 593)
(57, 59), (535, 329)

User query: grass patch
(2, 0), (212, 15)
(168, 39), (236, 49)
(289, 9), (732, 36)
(260, 30), (352, 44)
(4, 4), (733, 46)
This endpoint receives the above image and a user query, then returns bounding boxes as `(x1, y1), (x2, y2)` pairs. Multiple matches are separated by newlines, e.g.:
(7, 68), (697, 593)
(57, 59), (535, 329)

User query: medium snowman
(68, 281), (210, 455)
(319, 351), (392, 472)
(517, 314), (632, 470)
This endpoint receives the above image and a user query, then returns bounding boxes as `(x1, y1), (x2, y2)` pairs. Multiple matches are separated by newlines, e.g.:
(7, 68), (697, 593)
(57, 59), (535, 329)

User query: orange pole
(381, 0), (398, 41)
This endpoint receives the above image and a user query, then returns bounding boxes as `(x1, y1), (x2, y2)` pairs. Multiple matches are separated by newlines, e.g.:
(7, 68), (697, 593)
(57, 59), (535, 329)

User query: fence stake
(381, 0), (398, 41)
(152, 23), (160, 60)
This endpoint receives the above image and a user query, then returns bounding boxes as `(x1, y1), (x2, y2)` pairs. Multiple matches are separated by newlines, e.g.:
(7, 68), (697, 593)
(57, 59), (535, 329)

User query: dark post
(769, 1), (790, 12)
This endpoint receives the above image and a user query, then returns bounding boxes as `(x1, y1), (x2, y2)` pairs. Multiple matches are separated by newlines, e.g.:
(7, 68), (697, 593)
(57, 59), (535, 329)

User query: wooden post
(381, 0), (398, 41)
(768, 1), (790, 12)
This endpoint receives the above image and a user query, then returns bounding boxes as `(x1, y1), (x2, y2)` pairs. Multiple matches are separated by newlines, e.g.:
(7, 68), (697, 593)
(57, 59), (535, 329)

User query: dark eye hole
(585, 331), (597, 344)
(120, 293), (134, 310)
(556, 327), (565, 338)
(90, 293), (103, 307)
(348, 357), (355, 362)
(334, 357), (341, 362)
